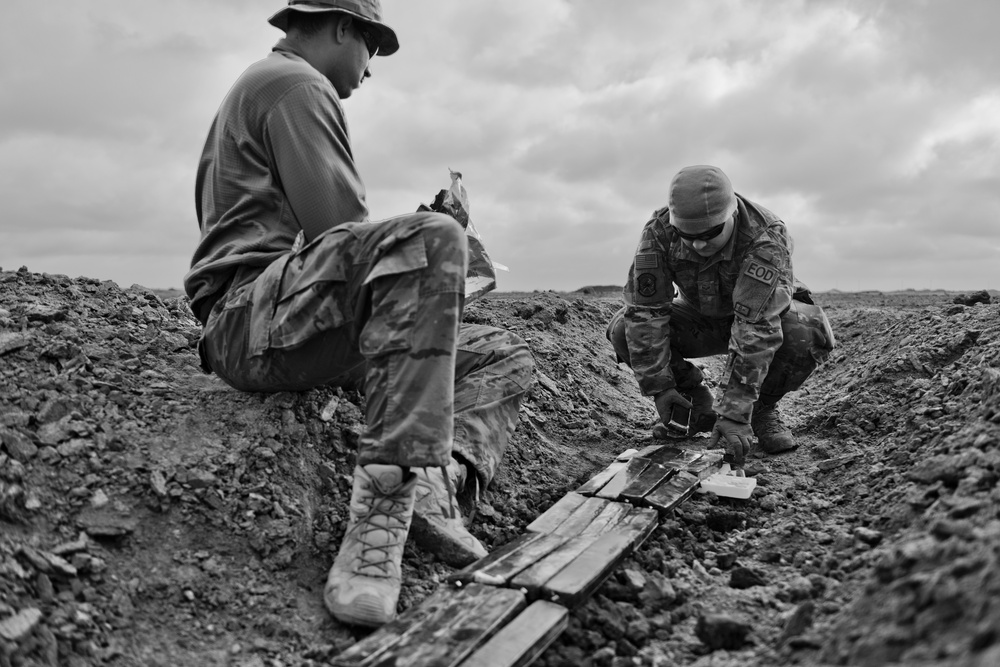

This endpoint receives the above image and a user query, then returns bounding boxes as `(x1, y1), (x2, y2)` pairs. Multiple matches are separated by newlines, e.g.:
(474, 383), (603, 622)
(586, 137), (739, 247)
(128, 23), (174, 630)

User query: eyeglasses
(672, 221), (727, 242)
(354, 23), (379, 58)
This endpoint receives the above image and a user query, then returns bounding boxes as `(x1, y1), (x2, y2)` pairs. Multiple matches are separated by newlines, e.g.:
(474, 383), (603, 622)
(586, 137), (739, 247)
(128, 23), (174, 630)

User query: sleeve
(265, 81), (370, 242)
(622, 216), (677, 396)
(716, 232), (794, 422)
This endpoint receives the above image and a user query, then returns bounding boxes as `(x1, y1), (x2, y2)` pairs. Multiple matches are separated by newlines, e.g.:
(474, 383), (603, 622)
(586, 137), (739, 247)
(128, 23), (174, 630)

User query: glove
(687, 385), (717, 435)
(653, 388), (692, 435)
(709, 417), (753, 466)
(653, 388), (691, 440)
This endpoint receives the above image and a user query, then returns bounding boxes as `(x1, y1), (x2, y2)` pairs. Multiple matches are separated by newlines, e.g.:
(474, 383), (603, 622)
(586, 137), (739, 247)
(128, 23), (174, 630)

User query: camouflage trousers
(200, 212), (534, 487)
(606, 299), (834, 404)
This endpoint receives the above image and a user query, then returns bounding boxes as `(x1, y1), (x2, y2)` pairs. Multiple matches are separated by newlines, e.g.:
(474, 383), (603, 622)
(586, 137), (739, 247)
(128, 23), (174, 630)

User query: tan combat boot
(324, 464), (417, 628)
(410, 459), (488, 567)
(751, 403), (796, 453)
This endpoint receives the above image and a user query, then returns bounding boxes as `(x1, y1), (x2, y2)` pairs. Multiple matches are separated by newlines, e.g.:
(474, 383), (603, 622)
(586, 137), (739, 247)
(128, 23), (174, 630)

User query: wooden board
(524, 493), (588, 534)
(447, 533), (548, 586)
(510, 506), (657, 600)
(646, 445), (704, 467)
(331, 586), (471, 666)
(620, 462), (676, 502)
(574, 458), (629, 496)
(509, 533), (603, 600)
(454, 532), (569, 586)
(578, 501), (633, 537)
(643, 470), (701, 511)
(616, 506), (660, 550)
(685, 449), (726, 478)
(595, 457), (650, 499)
(540, 530), (637, 609)
(332, 584), (526, 667)
(549, 497), (613, 537)
(459, 600), (568, 667)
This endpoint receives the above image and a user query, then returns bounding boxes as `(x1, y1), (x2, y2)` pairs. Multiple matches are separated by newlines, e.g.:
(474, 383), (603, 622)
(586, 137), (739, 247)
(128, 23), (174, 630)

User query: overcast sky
(2, 0), (997, 293)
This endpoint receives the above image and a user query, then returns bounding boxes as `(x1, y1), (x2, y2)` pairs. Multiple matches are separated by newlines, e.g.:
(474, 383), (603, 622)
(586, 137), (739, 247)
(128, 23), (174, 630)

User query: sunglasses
(355, 23), (379, 58)
(672, 221), (727, 242)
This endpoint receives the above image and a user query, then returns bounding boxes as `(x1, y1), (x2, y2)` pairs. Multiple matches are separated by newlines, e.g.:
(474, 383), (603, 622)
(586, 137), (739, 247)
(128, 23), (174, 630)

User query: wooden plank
(509, 533), (602, 599)
(595, 457), (651, 500)
(578, 501), (633, 537)
(549, 497), (613, 537)
(620, 462), (676, 502)
(574, 458), (628, 496)
(466, 531), (569, 585)
(385, 586), (527, 667)
(643, 470), (701, 511)
(540, 530), (637, 609)
(447, 533), (550, 586)
(331, 585), (467, 666)
(685, 449), (726, 478)
(459, 600), (569, 667)
(647, 446), (704, 467)
(576, 445), (663, 496)
(525, 493), (588, 534)
(617, 506), (659, 550)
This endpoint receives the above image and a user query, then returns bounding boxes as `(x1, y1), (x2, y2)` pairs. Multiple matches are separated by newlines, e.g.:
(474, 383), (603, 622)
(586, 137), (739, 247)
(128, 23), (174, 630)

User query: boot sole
(409, 513), (487, 567)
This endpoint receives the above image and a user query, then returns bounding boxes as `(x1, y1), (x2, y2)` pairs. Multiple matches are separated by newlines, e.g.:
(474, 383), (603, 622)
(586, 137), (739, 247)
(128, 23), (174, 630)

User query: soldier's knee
(494, 329), (535, 390)
(418, 212), (467, 262)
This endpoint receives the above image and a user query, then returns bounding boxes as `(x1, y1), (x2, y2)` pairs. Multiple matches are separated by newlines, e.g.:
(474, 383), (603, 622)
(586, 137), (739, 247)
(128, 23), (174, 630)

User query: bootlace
(350, 489), (410, 576)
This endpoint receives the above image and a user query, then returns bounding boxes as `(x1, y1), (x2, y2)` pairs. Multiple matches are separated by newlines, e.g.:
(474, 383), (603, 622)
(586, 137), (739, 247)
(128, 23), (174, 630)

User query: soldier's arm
(267, 81), (370, 243)
(716, 233), (793, 422)
(623, 216), (677, 396)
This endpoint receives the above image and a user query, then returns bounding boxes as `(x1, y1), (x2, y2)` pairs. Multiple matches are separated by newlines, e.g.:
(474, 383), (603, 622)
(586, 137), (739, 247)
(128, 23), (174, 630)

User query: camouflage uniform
(198, 212), (533, 486)
(607, 195), (834, 423)
(185, 38), (531, 489)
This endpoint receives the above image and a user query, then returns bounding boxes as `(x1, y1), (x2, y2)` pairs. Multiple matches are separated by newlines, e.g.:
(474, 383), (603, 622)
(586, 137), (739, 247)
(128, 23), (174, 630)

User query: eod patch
(732, 255), (783, 321)
(744, 260), (777, 285)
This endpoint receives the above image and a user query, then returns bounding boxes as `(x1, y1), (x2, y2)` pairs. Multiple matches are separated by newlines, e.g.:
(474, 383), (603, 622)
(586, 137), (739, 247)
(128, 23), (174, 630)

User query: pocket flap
(364, 234), (427, 285)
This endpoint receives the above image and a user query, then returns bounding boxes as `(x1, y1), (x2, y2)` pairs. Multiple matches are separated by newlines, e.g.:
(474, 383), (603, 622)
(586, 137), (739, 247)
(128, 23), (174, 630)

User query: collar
(272, 38), (307, 61)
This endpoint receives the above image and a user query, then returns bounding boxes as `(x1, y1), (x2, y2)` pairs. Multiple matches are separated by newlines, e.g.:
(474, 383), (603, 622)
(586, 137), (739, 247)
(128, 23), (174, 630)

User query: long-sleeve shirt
(184, 40), (369, 324)
(622, 195), (795, 423)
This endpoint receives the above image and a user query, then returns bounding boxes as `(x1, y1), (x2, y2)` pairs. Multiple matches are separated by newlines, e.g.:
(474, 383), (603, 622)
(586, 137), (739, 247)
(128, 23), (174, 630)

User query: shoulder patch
(743, 259), (778, 285)
(734, 303), (751, 317)
(637, 273), (658, 298)
(635, 253), (659, 270)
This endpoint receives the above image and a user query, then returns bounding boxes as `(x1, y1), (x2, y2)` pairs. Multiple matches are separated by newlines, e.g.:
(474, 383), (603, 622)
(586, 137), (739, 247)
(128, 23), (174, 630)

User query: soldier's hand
(653, 388), (692, 429)
(709, 417), (753, 466)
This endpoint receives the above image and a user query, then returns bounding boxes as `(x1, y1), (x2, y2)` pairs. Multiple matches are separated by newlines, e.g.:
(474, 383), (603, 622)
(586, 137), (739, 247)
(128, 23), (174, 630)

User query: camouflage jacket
(622, 194), (795, 423)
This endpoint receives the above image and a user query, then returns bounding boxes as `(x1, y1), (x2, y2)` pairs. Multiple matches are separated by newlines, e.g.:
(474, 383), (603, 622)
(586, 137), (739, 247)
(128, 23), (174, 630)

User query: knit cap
(668, 165), (737, 227)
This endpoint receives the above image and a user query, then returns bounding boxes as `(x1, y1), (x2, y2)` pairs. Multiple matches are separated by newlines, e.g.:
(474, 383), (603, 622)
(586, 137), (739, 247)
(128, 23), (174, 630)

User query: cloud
(1, 0), (997, 294)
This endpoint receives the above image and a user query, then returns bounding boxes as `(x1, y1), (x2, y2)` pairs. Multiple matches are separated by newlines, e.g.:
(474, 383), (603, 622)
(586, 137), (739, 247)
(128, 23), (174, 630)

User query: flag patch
(635, 253), (659, 269)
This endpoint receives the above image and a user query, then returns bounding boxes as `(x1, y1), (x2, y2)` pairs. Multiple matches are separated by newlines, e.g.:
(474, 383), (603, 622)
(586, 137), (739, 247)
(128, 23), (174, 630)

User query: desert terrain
(1, 266), (998, 666)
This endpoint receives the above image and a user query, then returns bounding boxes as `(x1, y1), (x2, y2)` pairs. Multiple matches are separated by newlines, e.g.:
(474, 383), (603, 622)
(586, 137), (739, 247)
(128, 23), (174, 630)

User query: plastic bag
(423, 170), (506, 302)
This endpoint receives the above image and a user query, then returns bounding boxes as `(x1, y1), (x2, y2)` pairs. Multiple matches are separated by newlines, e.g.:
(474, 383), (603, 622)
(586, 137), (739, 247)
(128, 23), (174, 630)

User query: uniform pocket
(267, 256), (349, 352)
(359, 234), (427, 358)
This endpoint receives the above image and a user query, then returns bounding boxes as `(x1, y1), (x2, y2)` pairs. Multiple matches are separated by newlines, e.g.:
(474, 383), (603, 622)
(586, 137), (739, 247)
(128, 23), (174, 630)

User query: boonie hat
(268, 0), (399, 56)
(669, 165), (737, 227)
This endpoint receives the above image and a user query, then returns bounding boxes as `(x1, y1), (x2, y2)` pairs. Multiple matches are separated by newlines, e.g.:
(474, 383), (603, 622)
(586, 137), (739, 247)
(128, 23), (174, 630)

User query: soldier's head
(268, 0), (399, 99)
(668, 165), (737, 258)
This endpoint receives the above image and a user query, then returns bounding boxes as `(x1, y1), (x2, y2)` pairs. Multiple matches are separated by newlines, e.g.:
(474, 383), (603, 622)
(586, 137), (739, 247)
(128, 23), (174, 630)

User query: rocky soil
(1, 266), (998, 667)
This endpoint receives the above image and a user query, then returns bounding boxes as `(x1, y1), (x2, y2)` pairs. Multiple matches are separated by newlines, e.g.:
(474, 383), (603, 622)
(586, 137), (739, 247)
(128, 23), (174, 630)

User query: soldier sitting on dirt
(607, 165), (835, 465)
(183, 0), (533, 629)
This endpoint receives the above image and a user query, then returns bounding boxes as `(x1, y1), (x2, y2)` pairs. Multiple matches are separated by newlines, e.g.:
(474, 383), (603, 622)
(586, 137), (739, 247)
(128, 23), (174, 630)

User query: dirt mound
(2, 268), (999, 666)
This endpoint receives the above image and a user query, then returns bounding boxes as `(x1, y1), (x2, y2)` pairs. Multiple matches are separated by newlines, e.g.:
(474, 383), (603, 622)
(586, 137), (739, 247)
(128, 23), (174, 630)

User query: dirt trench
(1, 268), (999, 666)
